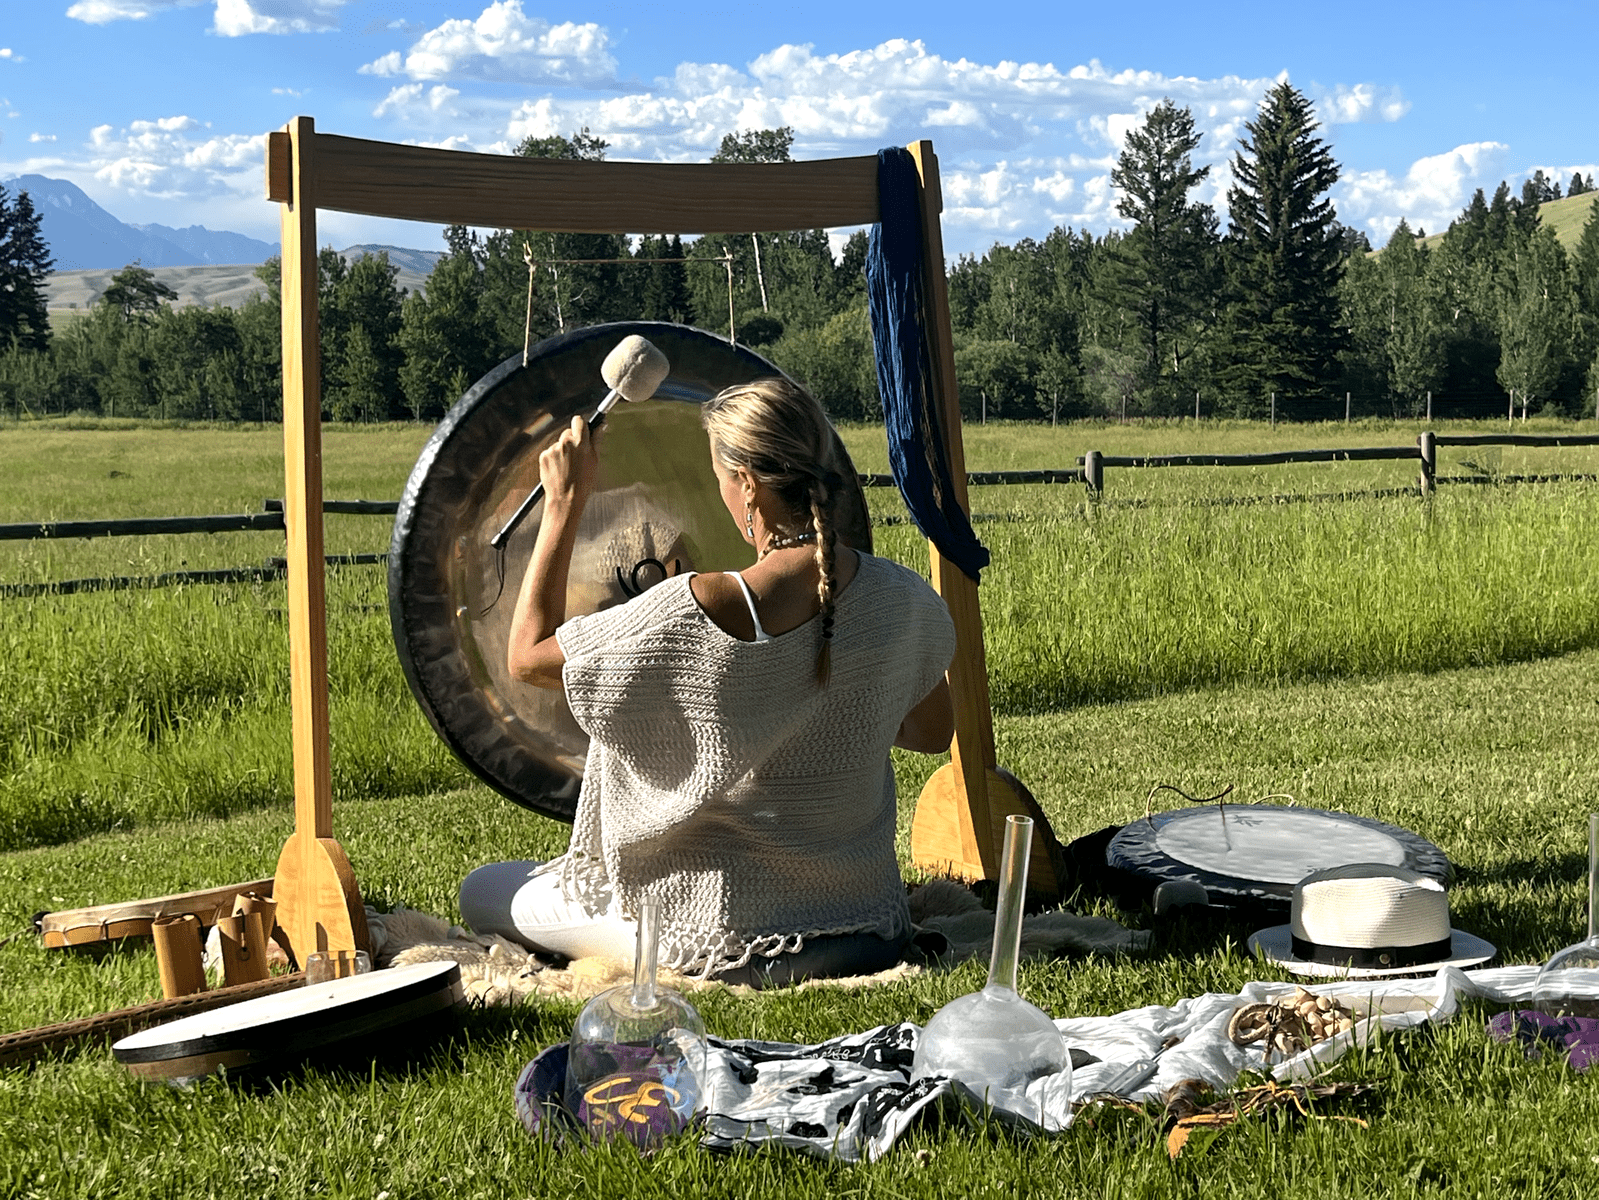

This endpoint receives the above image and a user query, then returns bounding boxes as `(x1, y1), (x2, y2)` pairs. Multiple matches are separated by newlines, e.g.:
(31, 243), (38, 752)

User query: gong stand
(263, 119), (1049, 953)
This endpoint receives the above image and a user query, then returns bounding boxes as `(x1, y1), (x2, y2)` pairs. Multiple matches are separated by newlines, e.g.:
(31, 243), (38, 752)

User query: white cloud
(1314, 83), (1410, 126)
(30, 133), (56, 143)
(213, 0), (349, 36)
(0, 48), (21, 62)
(355, 37), (1424, 253)
(65, 0), (177, 23)
(1336, 142), (1509, 241)
(372, 84), (463, 121)
(65, 0), (348, 33)
(362, 2), (617, 87)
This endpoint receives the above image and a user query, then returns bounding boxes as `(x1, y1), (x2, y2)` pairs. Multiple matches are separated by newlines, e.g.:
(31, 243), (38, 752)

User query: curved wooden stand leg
(273, 833), (369, 968)
(911, 764), (1069, 906)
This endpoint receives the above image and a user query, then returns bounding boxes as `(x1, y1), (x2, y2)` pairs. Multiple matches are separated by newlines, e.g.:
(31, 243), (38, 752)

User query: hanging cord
(522, 238), (537, 367)
(481, 239), (543, 617)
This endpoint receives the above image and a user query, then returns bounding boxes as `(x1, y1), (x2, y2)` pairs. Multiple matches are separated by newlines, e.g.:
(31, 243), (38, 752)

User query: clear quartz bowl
(1530, 942), (1599, 1019)
(1531, 814), (1599, 1020)
(911, 983), (1069, 1100)
(565, 899), (707, 1146)
(910, 816), (1072, 1114)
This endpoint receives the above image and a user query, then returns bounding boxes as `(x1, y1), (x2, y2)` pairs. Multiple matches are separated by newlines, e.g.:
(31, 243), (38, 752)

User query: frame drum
(1106, 805), (1451, 909)
(389, 322), (871, 822)
(112, 962), (464, 1081)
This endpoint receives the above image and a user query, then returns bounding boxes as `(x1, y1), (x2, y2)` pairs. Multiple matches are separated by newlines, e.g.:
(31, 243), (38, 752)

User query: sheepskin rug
(367, 879), (1149, 1006)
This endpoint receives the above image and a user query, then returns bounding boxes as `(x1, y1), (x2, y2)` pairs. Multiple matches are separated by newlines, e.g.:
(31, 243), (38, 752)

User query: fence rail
(5, 430), (1596, 595)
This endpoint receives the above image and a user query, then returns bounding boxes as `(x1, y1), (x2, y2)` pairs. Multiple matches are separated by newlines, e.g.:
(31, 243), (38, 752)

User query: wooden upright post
(902, 140), (999, 883)
(268, 117), (369, 966)
(1418, 431), (1436, 495)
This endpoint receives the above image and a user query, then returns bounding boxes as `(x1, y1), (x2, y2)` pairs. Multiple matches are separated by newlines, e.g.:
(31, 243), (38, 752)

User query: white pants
(458, 859), (637, 962)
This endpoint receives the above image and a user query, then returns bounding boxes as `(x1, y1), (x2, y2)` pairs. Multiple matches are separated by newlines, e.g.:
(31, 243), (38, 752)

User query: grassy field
(3, 418), (1599, 1197)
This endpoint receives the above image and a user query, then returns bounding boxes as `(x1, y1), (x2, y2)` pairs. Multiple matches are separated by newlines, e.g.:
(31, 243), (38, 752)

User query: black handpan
(388, 322), (870, 822)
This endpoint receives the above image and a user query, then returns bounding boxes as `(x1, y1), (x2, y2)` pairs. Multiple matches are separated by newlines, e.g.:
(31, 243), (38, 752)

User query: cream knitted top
(554, 552), (956, 975)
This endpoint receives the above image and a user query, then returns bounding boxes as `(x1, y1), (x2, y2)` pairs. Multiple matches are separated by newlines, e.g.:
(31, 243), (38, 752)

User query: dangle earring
(744, 502), (755, 542)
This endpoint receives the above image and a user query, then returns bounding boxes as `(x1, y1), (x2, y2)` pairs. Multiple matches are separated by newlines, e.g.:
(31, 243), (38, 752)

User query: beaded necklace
(758, 530), (817, 559)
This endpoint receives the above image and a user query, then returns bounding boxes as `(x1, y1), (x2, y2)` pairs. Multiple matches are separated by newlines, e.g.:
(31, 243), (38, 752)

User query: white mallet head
(601, 335), (670, 403)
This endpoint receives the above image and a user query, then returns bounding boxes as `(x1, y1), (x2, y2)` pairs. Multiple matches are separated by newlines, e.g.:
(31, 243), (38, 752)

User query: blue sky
(2, 1), (1594, 257)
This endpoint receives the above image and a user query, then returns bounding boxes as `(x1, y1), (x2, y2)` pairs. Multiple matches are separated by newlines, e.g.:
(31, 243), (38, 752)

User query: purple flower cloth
(1487, 1010), (1599, 1073)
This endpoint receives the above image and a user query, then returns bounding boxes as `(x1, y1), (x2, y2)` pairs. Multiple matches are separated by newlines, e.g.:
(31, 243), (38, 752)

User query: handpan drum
(389, 322), (871, 822)
(1106, 804), (1451, 909)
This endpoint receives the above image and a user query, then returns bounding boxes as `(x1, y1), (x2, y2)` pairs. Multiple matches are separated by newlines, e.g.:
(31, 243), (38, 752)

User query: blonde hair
(702, 377), (848, 684)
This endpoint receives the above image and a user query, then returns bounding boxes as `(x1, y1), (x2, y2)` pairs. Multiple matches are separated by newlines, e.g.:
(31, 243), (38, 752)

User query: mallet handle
(489, 393), (618, 551)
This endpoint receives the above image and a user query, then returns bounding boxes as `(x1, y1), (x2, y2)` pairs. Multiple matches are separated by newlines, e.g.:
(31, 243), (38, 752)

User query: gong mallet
(482, 335), (671, 612)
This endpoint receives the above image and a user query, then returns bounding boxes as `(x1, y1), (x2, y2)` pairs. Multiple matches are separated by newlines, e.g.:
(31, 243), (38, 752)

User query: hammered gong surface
(388, 322), (871, 822)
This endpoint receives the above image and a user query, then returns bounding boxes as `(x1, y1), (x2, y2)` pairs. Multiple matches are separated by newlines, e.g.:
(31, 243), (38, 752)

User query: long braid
(808, 475), (837, 686)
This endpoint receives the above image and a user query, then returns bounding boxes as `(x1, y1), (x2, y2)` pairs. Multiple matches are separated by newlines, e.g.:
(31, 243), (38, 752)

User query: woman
(460, 378), (956, 986)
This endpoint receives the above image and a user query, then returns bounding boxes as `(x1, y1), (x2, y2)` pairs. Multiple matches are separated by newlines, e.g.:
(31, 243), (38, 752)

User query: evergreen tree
(1222, 82), (1345, 413)
(0, 184), (53, 353)
(1378, 219), (1446, 412)
(1495, 224), (1575, 412)
(1107, 99), (1219, 401)
(634, 234), (691, 324)
(397, 228), (492, 421)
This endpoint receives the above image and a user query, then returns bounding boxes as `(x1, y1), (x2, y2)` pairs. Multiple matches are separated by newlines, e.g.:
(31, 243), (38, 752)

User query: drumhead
(1106, 805), (1450, 908)
(113, 962), (462, 1068)
(388, 322), (870, 822)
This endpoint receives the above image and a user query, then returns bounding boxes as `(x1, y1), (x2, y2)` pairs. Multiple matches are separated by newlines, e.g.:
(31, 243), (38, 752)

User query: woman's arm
(893, 676), (954, 753)
(506, 416), (599, 689)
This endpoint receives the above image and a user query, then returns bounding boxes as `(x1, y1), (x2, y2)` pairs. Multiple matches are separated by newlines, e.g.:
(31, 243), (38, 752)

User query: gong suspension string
(487, 249), (736, 619)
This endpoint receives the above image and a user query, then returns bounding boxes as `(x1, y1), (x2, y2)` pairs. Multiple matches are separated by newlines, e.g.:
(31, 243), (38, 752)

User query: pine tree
(1222, 82), (1344, 411)
(1107, 99), (1219, 401)
(0, 184), (55, 352)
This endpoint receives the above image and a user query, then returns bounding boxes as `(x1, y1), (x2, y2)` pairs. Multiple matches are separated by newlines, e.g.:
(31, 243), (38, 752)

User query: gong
(388, 322), (871, 822)
(1105, 805), (1451, 910)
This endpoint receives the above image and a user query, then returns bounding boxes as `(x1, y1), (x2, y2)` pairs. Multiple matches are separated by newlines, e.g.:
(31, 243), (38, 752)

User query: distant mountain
(132, 221), (278, 265)
(2, 174), (279, 269)
(5, 174), (204, 269)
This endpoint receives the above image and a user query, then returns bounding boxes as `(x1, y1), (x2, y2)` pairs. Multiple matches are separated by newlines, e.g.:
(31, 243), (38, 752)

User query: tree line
(2, 83), (1596, 425)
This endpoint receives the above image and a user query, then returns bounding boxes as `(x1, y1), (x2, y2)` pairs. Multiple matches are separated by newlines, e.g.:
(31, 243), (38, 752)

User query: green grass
(4, 419), (1599, 1196)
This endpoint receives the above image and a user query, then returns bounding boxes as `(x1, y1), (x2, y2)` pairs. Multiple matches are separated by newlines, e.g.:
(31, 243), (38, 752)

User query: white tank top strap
(729, 571), (773, 643)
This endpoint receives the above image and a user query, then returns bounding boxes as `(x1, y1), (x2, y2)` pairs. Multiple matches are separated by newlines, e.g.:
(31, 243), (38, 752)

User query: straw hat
(1247, 863), (1495, 978)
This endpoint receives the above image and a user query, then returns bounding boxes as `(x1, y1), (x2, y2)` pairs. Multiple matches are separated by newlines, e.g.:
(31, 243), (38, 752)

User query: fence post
(1195, 390), (1200, 421)
(1508, 388), (1515, 424)
(1345, 391), (1351, 423)
(1426, 390), (1432, 422)
(1418, 431), (1436, 496)
(1271, 392), (1277, 429)
(1084, 450), (1103, 497)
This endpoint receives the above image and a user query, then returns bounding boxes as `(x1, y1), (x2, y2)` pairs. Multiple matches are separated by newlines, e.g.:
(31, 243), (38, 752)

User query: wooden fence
(4, 431), (1596, 596)
(1078, 431), (1599, 496)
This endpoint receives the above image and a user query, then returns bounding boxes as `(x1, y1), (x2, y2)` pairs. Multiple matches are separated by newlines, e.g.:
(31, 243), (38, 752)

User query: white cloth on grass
(694, 965), (1553, 1161)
